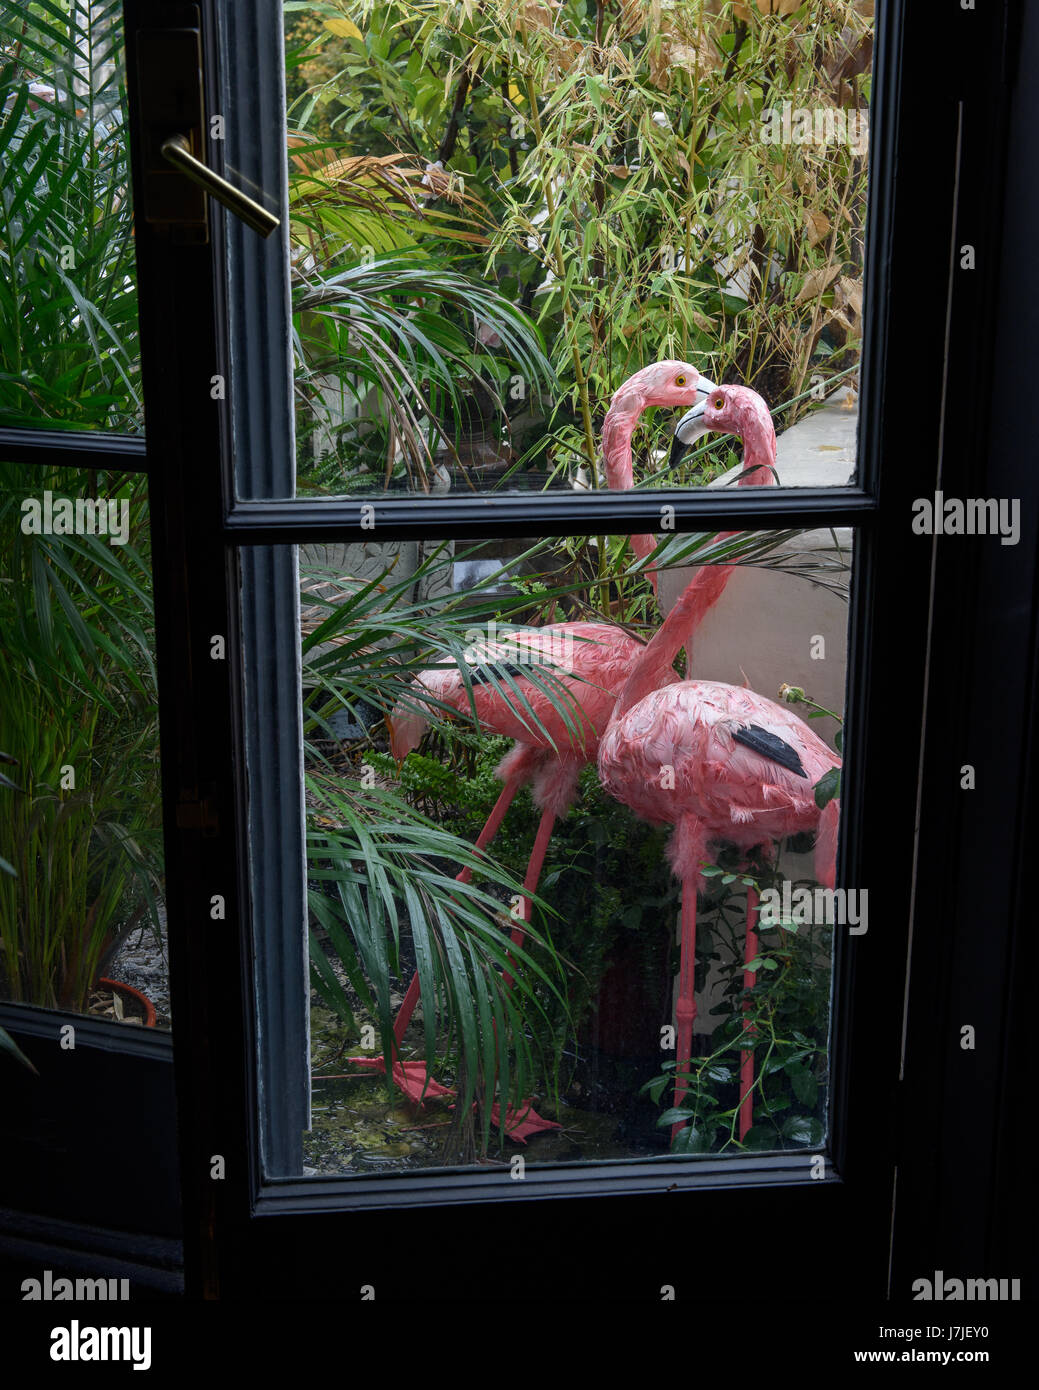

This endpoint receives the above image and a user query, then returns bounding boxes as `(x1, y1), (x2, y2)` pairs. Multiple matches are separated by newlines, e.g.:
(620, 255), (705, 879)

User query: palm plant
(287, 138), (558, 492)
(0, 749), (37, 1070)
(292, 253), (557, 493)
(0, 462), (162, 1012)
(301, 544), (582, 1134)
(0, 1), (141, 432)
(0, 7), (159, 1014)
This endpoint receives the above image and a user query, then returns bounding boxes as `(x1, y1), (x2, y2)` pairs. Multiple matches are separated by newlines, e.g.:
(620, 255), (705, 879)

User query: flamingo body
(391, 622), (679, 816)
(598, 680), (839, 882)
(595, 384), (841, 1142)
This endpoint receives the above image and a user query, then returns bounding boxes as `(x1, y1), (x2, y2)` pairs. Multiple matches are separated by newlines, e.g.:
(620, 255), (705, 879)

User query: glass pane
(0, 461), (166, 1026)
(250, 516), (851, 1174)
(0, 3), (142, 433)
(239, 2), (871, 498)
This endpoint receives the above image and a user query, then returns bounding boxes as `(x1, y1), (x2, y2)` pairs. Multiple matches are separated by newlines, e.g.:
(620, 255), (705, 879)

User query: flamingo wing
(391, 622), (668, 760)
(732, 724), (809, 779)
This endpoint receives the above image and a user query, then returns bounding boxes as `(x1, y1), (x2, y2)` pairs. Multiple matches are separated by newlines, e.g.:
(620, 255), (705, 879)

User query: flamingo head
(669, 383), (777, 482)
(609, 359), (716, 413)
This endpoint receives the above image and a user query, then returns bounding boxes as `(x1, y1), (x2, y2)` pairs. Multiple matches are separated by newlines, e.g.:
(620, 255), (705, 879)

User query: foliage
(0, 8), (159, 1016)
(292, 251), (557, 493)
(300, 545), (587, 1133)
(778, 683), (844, 805)
(285, 0), (872, 484)
(646, 846), (832, 1153)
(0, 462), (162, 1012)
(370, 739), (680, 1075)
(0, 748), (37, 1072)
(0, 1), (141, 432)
(306, 767), (568, 1133)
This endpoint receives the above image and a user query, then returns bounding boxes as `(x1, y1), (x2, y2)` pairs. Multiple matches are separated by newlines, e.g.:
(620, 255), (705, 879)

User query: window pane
(236, 2), (871, 499)
(0, 3), (142, 434)
(0, 461), (166, 1026)
(250, 522), (851, 1175)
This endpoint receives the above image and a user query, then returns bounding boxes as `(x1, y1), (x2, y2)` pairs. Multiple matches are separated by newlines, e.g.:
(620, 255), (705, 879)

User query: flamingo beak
(669, 378), (716, 469)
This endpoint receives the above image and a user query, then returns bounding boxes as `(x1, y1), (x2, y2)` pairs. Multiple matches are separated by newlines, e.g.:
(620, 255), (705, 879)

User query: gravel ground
(105, 906), (171, 1028)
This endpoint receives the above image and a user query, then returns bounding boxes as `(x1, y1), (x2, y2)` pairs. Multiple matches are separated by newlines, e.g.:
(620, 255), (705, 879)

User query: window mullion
(225, 489), (878, 545)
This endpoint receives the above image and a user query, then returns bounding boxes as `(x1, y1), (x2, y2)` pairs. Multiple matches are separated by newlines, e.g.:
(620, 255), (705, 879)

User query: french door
(3, 0), (1035, 1331)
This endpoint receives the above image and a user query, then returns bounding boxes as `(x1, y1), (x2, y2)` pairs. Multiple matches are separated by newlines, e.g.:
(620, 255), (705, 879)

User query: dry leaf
(834, 274), (863, 317)
(794, 263), (840, 304)
(514, 0), (560, 37)
(735, 0), (800, 16)
(804, 209), (831, 248)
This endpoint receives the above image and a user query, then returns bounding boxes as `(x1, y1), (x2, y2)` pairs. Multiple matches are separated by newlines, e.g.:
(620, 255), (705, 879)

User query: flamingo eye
(713, 396), (724, 409)
(675, 374), (687, 386)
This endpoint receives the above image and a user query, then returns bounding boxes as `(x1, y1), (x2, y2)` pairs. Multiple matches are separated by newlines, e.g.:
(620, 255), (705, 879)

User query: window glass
(0, 461), (166, 1027)
(0, 3), (142, 434)
(258, 520), (851, 1173)
(244, 0), (872, 500)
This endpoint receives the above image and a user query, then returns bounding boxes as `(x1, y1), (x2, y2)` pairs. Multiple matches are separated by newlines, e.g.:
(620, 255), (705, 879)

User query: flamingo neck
(610, 414), (776, 720)
(602, 387), (658, 594)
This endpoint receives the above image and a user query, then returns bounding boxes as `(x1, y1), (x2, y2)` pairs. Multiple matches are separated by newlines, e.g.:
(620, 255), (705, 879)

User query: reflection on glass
(298, 515), (850, 1172)
(274, 2), (871, 499)
(0, 462), (166, 1026)
(0, 3), (141, 432)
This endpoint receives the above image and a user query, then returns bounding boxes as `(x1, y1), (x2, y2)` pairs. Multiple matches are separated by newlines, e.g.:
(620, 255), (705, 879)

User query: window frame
(206, 0), (902, 1232)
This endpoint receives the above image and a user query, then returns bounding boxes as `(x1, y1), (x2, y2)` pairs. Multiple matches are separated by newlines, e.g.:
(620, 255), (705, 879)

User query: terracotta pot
(97, 977), (157, 1028)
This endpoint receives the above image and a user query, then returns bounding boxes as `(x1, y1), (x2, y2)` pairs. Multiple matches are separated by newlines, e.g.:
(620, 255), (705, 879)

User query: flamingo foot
(450, 1097), (561, 1142)
(489, 1100), (561, 1144)
(351, 1056), (455, 1105)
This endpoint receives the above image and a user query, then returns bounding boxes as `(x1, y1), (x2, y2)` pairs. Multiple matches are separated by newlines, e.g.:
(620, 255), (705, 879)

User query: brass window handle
(160, 135), (280, 239)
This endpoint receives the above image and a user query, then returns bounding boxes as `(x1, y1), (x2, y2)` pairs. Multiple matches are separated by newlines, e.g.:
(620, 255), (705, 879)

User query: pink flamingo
(360, 360), (717, 1135)
(598, 383), (841, 1146)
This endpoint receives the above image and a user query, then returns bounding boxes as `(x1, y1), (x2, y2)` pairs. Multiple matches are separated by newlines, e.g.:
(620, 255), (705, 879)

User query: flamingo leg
(355, 773), (562, 1138)
(671, 875), (699, 1144)
(503, 805), (555, 988)
(487, 803), (561, 1138)
(454, 773), (524, 886)
(386, 772), (526, 1045)
(738, 882), (760, 1140)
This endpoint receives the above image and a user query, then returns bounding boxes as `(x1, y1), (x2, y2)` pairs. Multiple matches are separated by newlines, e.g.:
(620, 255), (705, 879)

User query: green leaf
(782, 1115), (824, 1144)
(0, 1026), (38, 1074)
(790, 1067), (818, 1107)
(814, 766), (841, 808)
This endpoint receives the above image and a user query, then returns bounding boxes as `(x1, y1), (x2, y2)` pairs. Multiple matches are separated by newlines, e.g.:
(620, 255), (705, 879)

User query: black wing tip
(733, 723), (808, 778)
